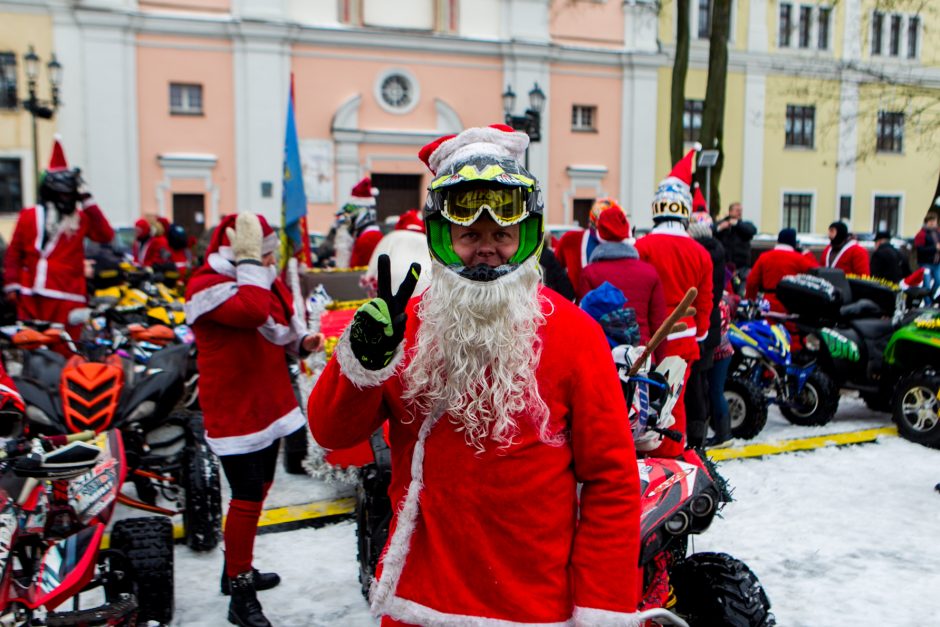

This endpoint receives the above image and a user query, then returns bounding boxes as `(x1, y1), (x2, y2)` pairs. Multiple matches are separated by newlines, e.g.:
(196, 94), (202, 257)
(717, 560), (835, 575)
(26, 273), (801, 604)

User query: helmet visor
(442, 187), (528, 227)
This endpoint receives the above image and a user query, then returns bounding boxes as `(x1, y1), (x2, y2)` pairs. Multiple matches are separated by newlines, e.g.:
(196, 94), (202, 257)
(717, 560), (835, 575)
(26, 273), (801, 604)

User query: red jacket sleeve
(649, 276), (667, 361)
(197, 266), (274, 329)
(694, 251), (714, 342)
(3, 215), (27, 289)
(308, 355), (388, 450)
(568, 318), (641, 614)
(81, 199), (114, 244)
(851, 246), (871, 276)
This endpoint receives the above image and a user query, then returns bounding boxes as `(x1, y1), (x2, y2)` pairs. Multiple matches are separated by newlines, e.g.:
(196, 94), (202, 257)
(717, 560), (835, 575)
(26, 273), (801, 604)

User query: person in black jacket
(870, 231), (911, 284)
(685, 212), (725, 448)
(716, 202), (757, 271)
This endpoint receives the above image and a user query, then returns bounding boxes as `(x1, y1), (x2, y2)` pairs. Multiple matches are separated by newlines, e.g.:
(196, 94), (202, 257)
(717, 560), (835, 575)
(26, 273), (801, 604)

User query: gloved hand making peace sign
(349, 254), (422, 370)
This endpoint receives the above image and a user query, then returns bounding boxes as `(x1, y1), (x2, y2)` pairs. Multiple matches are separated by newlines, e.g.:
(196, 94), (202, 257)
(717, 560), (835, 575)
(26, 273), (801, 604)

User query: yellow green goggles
(441, 187), (528, 226)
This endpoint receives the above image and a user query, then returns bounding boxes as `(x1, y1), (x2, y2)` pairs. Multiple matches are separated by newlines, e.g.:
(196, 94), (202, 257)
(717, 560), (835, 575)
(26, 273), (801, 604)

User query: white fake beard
(44, 206), (81, 242)
(334, 225), (354, 268)
(402, 257), (559, 452)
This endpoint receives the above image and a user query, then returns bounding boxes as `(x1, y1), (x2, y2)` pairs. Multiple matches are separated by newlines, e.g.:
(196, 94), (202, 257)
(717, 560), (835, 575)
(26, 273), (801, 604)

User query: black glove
(349, 254), (421, 370)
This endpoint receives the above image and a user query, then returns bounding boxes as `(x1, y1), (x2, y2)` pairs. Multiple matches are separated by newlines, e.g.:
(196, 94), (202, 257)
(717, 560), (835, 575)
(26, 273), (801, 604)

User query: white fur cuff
(334, 326), (405, 389)
(574, 607), (688, 627)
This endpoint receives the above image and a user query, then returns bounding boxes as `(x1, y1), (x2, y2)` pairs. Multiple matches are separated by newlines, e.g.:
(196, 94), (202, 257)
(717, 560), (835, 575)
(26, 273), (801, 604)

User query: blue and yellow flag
(281, 76), (310, 265)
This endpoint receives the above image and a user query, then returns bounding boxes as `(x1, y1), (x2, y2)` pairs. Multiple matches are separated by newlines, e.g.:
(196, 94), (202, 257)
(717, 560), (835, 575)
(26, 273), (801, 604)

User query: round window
(375, 69), (420, 114)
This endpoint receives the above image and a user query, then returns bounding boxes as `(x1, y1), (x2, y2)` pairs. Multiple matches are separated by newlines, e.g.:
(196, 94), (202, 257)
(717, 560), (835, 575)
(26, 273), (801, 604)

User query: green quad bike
(778, 270), (940, 448)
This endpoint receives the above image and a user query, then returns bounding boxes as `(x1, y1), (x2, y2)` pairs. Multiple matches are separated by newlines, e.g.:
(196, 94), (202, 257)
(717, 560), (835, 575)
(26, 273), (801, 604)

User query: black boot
(227, 571), (272, 627)
(222, 564), (281, 595)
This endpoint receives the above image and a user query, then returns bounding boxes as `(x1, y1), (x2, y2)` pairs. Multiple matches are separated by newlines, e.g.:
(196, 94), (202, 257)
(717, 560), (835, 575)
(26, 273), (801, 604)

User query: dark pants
(708, 356), (732, 439)
(219, 439), (280, 502)
(685, 358), (708, 448)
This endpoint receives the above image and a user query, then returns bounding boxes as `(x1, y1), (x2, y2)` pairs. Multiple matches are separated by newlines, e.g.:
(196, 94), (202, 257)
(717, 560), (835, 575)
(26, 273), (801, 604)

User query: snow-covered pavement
(169, 396), (940, 626)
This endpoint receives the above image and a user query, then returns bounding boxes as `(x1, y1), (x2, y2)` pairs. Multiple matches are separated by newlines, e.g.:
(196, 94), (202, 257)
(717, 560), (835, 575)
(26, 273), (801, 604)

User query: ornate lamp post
(22, 45), (63, 185)
(501, 82), (545, 169)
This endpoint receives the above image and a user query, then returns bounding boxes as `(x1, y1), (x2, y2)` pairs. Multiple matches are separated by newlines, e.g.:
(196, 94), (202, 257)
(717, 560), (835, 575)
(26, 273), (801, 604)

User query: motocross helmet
(167, 224), (188, 251)
(423, 153), (543, 282)
(39, 168), (82, 215)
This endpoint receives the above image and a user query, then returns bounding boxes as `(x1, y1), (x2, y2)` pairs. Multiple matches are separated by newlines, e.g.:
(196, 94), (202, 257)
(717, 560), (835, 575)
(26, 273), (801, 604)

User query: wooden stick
(627, 287), (698, 377)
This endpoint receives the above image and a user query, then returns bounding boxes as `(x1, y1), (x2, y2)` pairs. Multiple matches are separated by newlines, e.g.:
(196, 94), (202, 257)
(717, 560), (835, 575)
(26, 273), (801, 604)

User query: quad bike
(724, 299), (837, 434)
(778, 269), (940, 447)
(0, 427), (175, 625)
(2, 320), (222, 551)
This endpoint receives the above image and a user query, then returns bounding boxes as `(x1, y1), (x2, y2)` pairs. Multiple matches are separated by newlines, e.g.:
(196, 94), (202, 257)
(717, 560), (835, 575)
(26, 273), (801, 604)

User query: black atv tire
(893, 369), (940, 448)
(671, 552), (775, 627)
(110, 516), (175, 625)
(780, 370), (838, 426)
(861, 391), (891, 413)
(724, 376), (767, 440)
(182, 412), (223, 551)
(356, 463), (392, 600)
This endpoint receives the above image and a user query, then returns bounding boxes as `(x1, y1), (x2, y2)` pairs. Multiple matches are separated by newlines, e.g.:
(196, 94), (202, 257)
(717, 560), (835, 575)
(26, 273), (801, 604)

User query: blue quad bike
(723, 302), (838, 440)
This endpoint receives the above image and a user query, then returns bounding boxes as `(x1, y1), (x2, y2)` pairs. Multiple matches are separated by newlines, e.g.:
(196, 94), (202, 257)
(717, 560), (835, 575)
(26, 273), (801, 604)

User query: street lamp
(21, 45), (63, 186)
(501, 82), (545, 169)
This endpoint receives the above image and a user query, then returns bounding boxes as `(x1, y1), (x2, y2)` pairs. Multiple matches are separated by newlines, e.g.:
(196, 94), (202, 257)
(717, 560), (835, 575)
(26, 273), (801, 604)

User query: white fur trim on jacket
(185, 282), (238, 325)
(237, 263), (275, 289)
(573, 607), (686, 627)
(334, 326), (406, 389)
(383, 596), (573, 626)
(429, 126), (529, 174)
(370, 405), (443, 615)
(205, 406), (305, 456)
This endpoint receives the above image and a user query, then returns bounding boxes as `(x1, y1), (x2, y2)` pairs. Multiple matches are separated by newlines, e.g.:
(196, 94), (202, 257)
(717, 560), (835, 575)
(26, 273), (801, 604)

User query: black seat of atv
(23, 350), (67, 390)
(813, 267), (853, 304)
(839, 299), (883, 320)
(147, 343), (188, 374)
(851, 318), (896, 341)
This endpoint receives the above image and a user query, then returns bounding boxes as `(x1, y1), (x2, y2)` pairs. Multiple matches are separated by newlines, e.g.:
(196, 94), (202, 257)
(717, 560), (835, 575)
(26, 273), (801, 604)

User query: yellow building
(0, 5), (57, 239)
(656, 0), (940, 239)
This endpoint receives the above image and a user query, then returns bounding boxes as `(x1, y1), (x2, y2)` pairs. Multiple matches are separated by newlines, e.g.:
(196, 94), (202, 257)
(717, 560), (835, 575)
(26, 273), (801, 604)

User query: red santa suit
(184, 221), (307, 456)
(4, 198), (114, 331)
(309, 289), (642, 626)
(556, 228), (599, 291)
(821, 240), (870, 276)
(746, 245), (819, 313)
(349, 225), (383, 268)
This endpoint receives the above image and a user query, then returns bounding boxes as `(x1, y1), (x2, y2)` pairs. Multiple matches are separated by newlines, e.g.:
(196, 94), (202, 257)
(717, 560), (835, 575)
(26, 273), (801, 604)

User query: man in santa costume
(746, 228), (819, 313)
(3, 137), (114, 337)
(185, 213), (323, 627)
(556, 196), (626, 290)
(635, 145), (714, 457)
(820, 221), (870, 276)
(333, 176), (383, 268)
(309, 125), (655, 626)
(363, 209), (432, 298)
(132, 215), (171, 269)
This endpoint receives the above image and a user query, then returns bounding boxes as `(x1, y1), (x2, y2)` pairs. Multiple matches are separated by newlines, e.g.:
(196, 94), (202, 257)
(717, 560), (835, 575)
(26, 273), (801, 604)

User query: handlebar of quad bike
(0, 430), (96, 461)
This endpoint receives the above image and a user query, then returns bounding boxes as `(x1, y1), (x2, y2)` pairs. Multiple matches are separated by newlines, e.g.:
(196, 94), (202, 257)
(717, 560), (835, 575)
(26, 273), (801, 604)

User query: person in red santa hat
(185, 213), (324, 627)
(820, 221), (870, 276)
(3, 136), (114, 338)
(578, 206), (667, 353)
(132, 215), (172, 269)
(334, 176), (383, 268)
(363, 209), (432, 298)
(309, 124), (655, 627)
(635, 145), (714, 457)
(556, 196), (626, 290)
(746, 228), (819, 314)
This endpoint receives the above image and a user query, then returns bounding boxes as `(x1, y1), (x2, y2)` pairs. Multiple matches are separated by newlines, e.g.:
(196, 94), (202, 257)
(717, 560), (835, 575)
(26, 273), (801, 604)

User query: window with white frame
(783, 193), (813, 233)
(785, 104), (815, 148)
(873, 195), (901, 234)
(876, 111), (904, 154)
(572, 105), (597, 132)
(0, 157), (22, 213)
(169, 83), (203, 115)
(779, 3), (830, 51)
(871, 11), (920, 59)
(683, 99), (704, 143)
(0, 53), (16, 110)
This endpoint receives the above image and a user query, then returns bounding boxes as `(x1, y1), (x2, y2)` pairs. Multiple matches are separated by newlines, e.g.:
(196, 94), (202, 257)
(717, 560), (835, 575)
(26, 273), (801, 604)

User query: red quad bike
(1, 321), (221, 552)
(0, 427), (175, 625)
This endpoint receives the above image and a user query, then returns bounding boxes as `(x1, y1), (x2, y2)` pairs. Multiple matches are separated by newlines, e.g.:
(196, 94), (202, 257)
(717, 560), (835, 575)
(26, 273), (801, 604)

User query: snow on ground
(165, 399), (940, 626)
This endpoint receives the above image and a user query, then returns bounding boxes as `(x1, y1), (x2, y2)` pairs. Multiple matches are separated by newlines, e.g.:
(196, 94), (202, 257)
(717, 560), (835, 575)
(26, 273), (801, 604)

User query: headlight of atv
(804, 334), (821, 351)
(126, 400), (156, 424)
(741, 346), (761, 359)
(664, 511), (690, 535)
